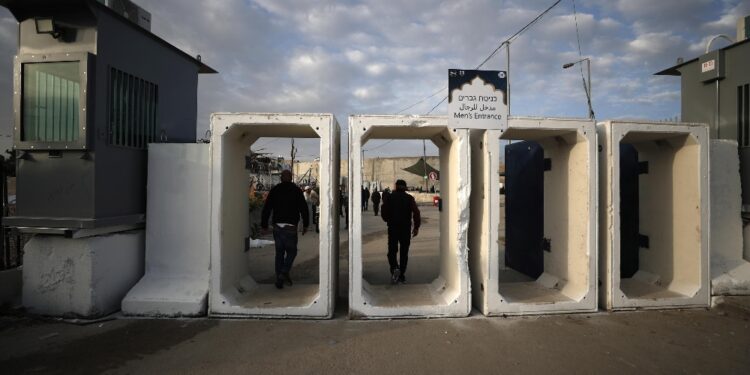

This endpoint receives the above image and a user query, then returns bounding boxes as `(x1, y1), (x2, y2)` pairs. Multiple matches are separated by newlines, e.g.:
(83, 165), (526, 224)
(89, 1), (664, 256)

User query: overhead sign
(448, 69), (508, 129)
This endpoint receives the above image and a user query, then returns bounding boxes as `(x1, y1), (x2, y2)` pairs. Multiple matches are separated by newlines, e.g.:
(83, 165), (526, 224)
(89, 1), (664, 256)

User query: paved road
(1, 298), (748, 374)
(247, 203), (442, 288)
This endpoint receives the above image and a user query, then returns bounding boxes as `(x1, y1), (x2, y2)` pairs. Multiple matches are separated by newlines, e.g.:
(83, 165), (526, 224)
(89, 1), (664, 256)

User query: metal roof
(655, 37), (750, 76)
(0, 0), (217, 74)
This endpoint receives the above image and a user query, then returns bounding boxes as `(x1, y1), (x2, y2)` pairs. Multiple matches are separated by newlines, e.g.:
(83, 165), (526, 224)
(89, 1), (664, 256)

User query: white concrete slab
(599, 120), (710, 310)
(709, 139), (750, 295)
(122, 144), (211, 316)
(348, 115), (471, 319)
(22, 231), (144, 317)
(469, 117), (598, 316)
(209, 113), (340, 319)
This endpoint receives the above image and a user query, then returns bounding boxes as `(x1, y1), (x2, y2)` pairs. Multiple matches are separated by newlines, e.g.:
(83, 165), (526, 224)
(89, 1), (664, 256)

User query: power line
(364, 139), (395, 152)
(395, 85), (447, 114)
(420, 0), (564, 115)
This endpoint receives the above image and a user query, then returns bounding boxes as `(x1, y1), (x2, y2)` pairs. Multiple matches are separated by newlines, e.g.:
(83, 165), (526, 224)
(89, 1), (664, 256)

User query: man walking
(362, 187), (370, 211)
(371, 189), (381, 216)
(261, 170), (309, 289)
(380, 179), (420, 284)
(304, 186), (319, 233)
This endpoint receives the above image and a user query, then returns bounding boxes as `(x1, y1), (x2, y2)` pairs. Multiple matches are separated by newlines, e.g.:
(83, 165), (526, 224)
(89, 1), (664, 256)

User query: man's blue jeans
(273, 226), (298, 276)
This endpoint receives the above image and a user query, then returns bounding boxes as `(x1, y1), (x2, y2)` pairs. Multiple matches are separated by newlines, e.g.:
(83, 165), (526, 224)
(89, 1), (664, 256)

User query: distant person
(362, 187), (370, 211)
(339, 186), (349, 229)
(371, 190), (381, 216)
(380, 179), (421, 284)
(261, 170), (309, 289)
(304, 186), (320, 233)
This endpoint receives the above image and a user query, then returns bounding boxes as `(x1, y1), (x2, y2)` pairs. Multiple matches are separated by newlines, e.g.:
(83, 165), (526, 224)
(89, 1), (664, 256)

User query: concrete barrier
(599, 120), (710, 310)
(122, 144), (211, 316)
(209, 113), (340, 318)
(469, 117), (598, 316)
(23, 231), (144, 317)
(348, 115), (471, 319)
(709, 139), (750, 295)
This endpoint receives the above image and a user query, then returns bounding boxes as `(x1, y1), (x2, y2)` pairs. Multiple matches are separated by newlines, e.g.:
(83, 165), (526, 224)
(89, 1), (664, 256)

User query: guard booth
(0, 0), (216, 317)
(1, 0), (216, 235)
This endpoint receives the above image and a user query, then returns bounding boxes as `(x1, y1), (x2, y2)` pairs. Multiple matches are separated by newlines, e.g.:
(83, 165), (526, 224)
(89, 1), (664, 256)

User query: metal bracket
(542, 237), (551, 252)
(638, 234), (650, 249)
(637, 161), (649, 174)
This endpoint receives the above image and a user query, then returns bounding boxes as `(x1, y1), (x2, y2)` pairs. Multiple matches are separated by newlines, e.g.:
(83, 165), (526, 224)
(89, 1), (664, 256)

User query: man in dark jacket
(371, 190), (381, 216)
(380, 179), (421, 284)
(261, 170), (309, 289)
(362, 187), (370, 211)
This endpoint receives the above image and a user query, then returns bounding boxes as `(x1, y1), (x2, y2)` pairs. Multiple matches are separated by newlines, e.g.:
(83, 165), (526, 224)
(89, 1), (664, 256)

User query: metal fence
(1, 154), (28, 271)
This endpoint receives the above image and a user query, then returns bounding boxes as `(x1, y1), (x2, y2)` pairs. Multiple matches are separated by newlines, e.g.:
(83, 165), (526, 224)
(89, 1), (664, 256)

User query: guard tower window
(109, 67), (158, 149)
(739, 84), (749, 147)
(21, 62), (81, 142)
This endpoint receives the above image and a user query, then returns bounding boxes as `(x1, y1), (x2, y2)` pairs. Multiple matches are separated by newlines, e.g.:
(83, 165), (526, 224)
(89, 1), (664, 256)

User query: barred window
(109, 67), (158, 149)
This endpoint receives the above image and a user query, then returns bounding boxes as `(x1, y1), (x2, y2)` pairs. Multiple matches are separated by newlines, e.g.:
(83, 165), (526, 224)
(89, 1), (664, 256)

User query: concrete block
(709, 139), (750, 295)
(122, 144), (211, 316)
(0, 267), (22, 307)
(469, 117), (598, 315)
(209, 113), (340, 318)
(22, 231), (144, 317)
(599, 121), (710, 310)
(348, 115), (471, 319)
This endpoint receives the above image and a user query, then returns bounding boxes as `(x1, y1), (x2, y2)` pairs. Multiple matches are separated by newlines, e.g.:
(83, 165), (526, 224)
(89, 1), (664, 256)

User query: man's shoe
(398, 274), (406, 284)
(391, 269), (401, 285)
(282, 272), (293, 286)
(275, 277), (284, 289)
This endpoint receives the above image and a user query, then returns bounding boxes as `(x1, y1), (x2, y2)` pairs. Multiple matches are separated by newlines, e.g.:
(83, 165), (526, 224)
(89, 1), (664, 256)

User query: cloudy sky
(0, 0), (747, 159)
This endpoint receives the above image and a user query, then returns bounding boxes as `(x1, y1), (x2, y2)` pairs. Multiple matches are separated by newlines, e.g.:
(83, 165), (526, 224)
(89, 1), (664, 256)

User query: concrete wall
(348, 115), (471, 319)
(599, 120), (710, 310)
(294, 156), (440, 192)
(469, 117), (598, 316)
(710, 139), (750, 295)
(209, 113), (339, 318)
(122, 144), (211, 316)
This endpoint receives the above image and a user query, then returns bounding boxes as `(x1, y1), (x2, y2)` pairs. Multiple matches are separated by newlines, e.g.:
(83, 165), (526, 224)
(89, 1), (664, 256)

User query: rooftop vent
(98, 0), (151, 31)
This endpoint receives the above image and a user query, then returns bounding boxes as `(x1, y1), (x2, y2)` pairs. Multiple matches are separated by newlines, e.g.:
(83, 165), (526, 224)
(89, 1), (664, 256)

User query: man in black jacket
(380, 179), (421, 284)
(261, 170), (309, 289)
(371, 190), (381, 216)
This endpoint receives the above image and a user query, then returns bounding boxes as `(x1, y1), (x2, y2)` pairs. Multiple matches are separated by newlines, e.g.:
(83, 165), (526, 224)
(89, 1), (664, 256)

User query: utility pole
(290, 138), (297, 179)
(422, 140), (428, 191)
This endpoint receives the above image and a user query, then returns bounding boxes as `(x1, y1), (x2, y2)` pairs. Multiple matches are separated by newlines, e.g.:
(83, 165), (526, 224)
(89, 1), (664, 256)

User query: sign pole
(505, 41), (511, 117)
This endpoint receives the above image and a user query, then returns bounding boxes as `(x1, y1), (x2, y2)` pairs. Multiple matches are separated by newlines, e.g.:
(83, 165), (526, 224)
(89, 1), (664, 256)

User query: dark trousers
(273, 226), (298, 276)
(373, 202), (380, 216)
(312, 205), (319, 232)
(387, 226), (411, 275)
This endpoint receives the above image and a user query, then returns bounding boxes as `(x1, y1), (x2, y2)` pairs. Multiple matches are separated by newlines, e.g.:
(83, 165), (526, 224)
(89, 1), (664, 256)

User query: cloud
(0, 0), (746, 157)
